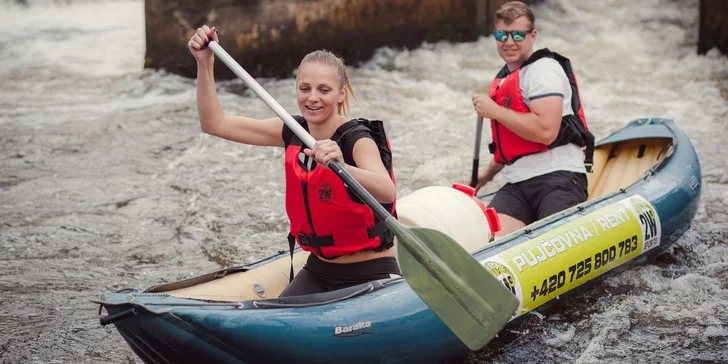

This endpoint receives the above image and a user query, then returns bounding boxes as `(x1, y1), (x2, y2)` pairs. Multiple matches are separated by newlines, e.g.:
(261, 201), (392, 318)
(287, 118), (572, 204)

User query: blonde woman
(188, 26), (400, 297)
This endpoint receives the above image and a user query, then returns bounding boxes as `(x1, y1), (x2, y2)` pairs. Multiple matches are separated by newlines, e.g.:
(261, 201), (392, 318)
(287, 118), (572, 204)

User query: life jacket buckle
(297, 232), (312, 247)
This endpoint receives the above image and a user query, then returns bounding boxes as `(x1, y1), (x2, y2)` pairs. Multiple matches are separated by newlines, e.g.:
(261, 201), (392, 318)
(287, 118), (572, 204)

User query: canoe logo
(333, 321), (373, 337)
(688, 175), (699, 190)
(319, 182), (333, 203)
(630, 196), (659, 250)
(484, 261), (516, 296)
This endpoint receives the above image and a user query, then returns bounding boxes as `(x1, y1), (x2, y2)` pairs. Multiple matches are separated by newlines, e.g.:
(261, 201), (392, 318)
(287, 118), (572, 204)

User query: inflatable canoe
(96, 118), (701, 364)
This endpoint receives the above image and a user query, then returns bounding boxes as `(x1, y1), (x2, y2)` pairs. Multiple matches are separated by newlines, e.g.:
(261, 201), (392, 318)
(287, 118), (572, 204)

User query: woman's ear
(338, 86), (347, 104)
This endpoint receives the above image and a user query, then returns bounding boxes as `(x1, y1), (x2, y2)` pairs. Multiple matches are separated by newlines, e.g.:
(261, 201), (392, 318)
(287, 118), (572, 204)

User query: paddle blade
(396, 227), (519, 351)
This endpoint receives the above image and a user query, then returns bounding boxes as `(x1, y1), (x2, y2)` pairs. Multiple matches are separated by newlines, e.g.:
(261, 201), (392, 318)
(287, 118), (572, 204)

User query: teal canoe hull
(97, 118), (700, 364)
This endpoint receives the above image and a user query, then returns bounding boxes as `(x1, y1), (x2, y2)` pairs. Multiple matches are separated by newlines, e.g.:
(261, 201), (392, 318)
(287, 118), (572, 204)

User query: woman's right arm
(190, 25), (284, 148)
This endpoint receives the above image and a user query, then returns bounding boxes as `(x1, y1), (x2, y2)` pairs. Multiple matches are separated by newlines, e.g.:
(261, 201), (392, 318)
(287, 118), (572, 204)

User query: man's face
(494, 16), (536, 68)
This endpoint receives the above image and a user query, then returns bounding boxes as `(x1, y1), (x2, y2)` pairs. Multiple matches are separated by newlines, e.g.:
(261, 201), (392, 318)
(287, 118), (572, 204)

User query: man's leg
(488, 183), (534, 237)
(495, 213), (527, 237)
(535, 171), (588, 220)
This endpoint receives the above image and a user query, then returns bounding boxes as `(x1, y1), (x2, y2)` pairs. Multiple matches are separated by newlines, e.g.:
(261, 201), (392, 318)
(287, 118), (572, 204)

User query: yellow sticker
(482, 194), (661, 318)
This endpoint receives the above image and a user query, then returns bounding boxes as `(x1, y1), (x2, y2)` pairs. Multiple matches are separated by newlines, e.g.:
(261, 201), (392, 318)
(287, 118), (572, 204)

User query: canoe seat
(587, 138), (671, 200)
(164, 251), (308, 301)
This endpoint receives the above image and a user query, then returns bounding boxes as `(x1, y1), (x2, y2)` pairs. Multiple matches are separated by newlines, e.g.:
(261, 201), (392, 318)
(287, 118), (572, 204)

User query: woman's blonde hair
(494, 1), (535, 29)
(298, 50), (360, 118)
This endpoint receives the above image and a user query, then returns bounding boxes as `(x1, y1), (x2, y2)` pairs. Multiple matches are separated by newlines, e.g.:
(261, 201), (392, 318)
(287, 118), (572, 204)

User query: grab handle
(99, 308), (136, 326)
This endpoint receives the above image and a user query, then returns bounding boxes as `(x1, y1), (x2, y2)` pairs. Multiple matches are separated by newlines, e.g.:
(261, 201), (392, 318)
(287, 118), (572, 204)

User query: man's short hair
(494, 1), (535, 28)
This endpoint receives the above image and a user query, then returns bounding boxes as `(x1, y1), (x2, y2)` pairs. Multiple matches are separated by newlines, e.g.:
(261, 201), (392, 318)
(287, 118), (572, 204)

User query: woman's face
(296, 62), (346, 125)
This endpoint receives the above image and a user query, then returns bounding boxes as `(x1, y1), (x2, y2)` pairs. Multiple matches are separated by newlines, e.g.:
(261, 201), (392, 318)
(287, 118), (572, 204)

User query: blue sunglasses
(493, 29), (534, 42)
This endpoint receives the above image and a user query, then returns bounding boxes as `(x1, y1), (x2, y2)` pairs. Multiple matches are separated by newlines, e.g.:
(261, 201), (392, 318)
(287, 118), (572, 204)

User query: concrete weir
(699, 0), (728, 55)
(144, 0), (538, 79)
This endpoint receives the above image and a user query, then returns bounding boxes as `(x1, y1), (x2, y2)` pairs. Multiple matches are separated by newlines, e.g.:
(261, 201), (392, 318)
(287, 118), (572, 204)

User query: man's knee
(495, 213), (527, 237)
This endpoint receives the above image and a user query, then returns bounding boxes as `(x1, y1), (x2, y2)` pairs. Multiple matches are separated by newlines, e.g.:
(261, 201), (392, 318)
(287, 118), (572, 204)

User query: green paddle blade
(394, 225), (519, 351)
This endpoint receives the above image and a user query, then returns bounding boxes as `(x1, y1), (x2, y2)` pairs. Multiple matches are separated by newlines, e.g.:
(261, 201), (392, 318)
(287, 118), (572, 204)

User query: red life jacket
(488, 48), (595, 172)
(284, 117), (396, 260)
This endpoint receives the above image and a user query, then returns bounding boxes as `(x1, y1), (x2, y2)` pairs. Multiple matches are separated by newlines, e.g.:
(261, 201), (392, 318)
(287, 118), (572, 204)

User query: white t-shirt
(501, 57), (587, 184)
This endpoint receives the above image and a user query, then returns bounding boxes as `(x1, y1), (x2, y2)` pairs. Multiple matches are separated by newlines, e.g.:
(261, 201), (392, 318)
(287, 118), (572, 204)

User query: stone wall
(144, 0), (539, 79)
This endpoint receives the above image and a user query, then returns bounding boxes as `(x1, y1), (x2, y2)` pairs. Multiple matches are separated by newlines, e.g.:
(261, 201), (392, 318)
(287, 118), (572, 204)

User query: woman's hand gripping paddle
(205, 41), (519, 350)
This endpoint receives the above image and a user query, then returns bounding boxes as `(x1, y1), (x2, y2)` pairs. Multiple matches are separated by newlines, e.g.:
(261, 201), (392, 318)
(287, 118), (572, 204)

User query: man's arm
(489, 95), (563, 145)
(472, 60), (568, 145)
(475, 159), (504, 193)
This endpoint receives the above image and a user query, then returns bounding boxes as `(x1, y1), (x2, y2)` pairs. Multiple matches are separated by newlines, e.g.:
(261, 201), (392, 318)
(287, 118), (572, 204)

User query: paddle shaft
(469, 116), (484, 188)
(207, 41), (390, 221)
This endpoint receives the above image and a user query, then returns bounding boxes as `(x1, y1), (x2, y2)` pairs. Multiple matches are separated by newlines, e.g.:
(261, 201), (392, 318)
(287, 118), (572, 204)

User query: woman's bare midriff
(319, 247), (397, 264)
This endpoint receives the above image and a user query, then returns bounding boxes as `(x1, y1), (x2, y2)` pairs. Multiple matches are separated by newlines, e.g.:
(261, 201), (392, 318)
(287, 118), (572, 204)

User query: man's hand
(475, 170), (490, 193)
(472, 160), (505, 193)
(472, 93), (502, 119)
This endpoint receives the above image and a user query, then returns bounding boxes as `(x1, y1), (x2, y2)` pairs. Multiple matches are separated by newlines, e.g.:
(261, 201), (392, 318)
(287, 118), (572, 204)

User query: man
(472, 1), (594, 237)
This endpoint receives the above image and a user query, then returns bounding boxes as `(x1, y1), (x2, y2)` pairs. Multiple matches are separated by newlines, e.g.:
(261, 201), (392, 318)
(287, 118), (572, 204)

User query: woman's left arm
(346, 138), (396, 203)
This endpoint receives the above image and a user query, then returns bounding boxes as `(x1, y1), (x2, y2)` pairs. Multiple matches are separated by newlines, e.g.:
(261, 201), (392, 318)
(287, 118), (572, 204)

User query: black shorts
(279, 254), (401, 297)
(488, 170), (587, 225)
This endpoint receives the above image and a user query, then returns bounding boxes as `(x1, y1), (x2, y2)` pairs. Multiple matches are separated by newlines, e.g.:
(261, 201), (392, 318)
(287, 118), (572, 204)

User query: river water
(1, 0), (726, 363)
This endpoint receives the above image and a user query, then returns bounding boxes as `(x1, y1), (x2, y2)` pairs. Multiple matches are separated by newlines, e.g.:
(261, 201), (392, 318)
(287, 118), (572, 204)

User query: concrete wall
(144, 0), (539, 79)
(698, 0), (728, 55)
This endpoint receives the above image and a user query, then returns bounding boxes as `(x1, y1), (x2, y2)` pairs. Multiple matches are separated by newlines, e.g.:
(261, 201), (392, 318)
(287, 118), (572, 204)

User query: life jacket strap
(584, 130), (595, 173)
(296, 221), (388, 248)
(286, 233), (297, 283)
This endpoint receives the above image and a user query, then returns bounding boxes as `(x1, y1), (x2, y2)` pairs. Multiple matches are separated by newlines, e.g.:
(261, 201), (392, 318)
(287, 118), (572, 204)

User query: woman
(188, 26), (400, 297)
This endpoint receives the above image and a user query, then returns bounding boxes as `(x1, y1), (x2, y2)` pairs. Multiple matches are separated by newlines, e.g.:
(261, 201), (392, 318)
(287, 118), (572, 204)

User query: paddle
(206, 41), (519, 350)
(469, 116), (484, 188)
